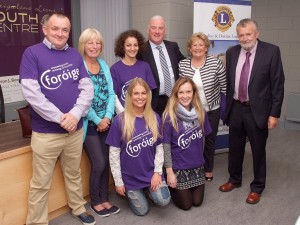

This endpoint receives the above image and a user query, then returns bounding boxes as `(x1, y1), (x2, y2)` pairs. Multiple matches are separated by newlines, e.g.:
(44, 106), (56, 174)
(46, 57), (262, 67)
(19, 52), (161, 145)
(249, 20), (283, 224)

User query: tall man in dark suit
(219, 18), (285, 204)
(141, 15), (185, 116)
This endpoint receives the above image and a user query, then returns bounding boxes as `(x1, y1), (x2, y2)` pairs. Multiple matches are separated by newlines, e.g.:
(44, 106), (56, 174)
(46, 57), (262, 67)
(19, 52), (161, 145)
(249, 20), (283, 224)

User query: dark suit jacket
(141, 40), (185, 109)
(224, 40), (285, 129)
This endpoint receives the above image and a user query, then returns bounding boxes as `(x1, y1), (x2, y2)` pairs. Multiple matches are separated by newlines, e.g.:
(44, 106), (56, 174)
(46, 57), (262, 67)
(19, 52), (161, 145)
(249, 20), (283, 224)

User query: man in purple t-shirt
(19, 12), (95, 225)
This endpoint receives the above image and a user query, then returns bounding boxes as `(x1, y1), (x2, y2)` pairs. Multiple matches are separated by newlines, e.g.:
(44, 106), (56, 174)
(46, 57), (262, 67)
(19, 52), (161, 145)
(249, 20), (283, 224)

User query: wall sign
(0, 0), (72, 76)
(0, 0), (72, 103)
(0, 75), (23, 103)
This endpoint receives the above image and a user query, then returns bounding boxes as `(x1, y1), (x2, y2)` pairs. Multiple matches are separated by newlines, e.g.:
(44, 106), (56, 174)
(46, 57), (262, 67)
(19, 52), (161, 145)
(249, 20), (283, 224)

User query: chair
(0, 84), (5, 123)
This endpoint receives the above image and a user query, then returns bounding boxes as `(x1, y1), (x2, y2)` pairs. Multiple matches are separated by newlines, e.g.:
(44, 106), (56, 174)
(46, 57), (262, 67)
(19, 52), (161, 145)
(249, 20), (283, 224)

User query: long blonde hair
(122, 78), (160, 143)
(162, 77), (205, 132)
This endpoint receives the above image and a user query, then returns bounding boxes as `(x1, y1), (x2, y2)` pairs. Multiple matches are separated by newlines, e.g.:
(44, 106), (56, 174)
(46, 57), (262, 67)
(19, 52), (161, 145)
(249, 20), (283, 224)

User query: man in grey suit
(219, 18), (285, 204)
(141, 15), (185, 116)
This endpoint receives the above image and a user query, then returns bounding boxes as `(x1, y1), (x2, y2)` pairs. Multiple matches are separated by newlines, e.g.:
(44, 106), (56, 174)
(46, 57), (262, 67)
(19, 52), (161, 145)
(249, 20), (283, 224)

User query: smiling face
(124, 36), (139, 60)
(237, 21), (259, 51)
(189, 38), (208, 59)
(148, 17), (166, 45)
(84, 38), (102, 59)
(177, 82), (194, 111)
(42, 14), (71, 49)
(131, 84), (147, 111)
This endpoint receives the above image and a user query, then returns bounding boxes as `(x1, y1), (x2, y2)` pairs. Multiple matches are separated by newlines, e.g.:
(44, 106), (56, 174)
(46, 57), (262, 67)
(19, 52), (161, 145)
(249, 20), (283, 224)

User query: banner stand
(193, 0), (252, 153)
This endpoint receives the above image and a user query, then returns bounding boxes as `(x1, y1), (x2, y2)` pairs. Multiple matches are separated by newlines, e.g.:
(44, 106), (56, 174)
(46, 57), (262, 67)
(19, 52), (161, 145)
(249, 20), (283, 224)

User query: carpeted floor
(50, 127), (300, 225)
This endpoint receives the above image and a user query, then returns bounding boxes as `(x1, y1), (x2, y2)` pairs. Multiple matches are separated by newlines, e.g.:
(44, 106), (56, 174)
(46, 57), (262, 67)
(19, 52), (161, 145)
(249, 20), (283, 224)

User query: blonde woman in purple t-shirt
(106, 78), (170, 216)
(162, 77), (212, 210)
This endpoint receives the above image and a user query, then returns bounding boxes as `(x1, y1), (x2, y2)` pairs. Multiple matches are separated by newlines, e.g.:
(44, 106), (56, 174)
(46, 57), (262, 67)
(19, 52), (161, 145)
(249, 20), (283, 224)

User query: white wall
(79, 0), (130, 66)
(251, 0), (300, 126)
(131, 0), (194, 56)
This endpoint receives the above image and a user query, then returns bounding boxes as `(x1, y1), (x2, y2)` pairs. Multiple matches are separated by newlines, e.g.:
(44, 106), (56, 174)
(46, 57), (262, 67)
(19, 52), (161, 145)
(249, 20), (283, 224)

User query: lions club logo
(212, 5), (235, 32)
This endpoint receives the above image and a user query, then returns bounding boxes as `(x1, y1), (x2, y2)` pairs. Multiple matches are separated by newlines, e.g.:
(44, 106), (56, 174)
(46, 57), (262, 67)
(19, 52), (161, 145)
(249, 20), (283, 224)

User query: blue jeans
(126, 181), (170, 216)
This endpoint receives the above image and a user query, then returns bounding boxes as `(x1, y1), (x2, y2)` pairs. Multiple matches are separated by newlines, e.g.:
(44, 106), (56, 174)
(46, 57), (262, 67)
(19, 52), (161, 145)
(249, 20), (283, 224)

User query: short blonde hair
(187, 32), (210, 56)
(78, 28), (104, 57)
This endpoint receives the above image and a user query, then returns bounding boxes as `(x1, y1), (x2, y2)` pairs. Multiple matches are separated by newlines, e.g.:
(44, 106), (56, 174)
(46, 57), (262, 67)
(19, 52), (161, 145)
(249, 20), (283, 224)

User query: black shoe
(91, 205), (110, 217)
(108, 205), (120, 215)
(75, 212), (96, 225)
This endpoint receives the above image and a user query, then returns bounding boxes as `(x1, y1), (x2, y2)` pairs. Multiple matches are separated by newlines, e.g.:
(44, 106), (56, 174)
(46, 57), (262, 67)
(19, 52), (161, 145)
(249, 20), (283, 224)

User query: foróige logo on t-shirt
(40, 66), (79, 90)
(121, 79), (133, 102)
(178, 129), (203, 149)
(126, 133), (154, 157)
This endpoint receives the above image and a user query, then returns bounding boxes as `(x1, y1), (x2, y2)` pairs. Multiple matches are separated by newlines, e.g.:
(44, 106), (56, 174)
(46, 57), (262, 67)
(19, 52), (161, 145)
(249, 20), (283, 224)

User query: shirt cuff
(69, 107), (82, 121)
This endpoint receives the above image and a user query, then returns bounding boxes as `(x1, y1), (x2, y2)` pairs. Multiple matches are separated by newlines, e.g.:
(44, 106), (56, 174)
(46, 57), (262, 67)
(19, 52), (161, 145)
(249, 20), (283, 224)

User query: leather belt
(234, 99), (250, 106)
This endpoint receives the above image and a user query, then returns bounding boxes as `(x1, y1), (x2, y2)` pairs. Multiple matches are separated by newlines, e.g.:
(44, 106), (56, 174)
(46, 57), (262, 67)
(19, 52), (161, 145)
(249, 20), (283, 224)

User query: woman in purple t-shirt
(162, 77), (212, 210)
(110, 30), (157, 114)
(106, 78), (170, 216)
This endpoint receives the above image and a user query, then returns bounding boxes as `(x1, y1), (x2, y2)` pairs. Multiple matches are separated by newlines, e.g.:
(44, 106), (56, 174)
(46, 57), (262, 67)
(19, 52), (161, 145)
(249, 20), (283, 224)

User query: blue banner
(194, 0), (251, 6)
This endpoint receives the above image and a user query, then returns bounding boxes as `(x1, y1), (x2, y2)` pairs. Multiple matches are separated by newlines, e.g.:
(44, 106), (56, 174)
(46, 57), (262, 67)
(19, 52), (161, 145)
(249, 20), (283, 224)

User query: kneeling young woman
(162, 77), (211, 210)
(106, 78), (170, 216)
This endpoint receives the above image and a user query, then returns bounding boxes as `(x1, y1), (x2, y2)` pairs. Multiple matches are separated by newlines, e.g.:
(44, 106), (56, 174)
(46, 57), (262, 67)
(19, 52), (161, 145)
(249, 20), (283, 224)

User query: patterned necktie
(156, 45), (172, 97)
(238, 52), (251, 102)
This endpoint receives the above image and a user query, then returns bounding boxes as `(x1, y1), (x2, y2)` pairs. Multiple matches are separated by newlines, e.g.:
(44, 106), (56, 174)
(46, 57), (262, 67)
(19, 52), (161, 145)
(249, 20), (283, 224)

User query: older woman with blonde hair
(179, 32), (226, 181)
(106, 78), (170, 216)
(78, 28), (119, 217)
(162, 77), (211, 210)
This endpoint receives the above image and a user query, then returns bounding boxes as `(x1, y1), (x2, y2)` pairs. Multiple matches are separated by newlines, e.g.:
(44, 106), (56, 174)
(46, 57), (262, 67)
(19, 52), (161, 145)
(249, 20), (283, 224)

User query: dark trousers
(169, 184), (205, 210)
(84, 129), (110, 206)
(154, 95), (169, 117)
(228, 101), (268, 194)
(204, 108), (221, 173)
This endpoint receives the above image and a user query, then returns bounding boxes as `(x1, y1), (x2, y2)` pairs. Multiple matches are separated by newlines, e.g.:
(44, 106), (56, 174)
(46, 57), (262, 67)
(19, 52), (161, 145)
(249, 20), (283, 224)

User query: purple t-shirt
(106, 113), (162, 191)
(19, 42), (89, 133)
(163, 113), (212, 170)
(110, 60), (157, 106)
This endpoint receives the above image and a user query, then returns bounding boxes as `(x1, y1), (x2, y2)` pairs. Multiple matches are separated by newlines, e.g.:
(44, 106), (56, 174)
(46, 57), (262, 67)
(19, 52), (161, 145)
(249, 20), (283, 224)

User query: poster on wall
(0, 0), (72, 103)
(0, 75), (24, 103)
(194, 0), (252, 40)
(193, 0), (252, 151)
(194, 0), (252, 60)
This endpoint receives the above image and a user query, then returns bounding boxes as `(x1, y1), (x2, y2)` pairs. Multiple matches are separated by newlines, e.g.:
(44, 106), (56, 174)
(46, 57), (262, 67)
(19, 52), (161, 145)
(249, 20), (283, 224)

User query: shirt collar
(43, 38), (69, 50)
(149, 40), (166, 50)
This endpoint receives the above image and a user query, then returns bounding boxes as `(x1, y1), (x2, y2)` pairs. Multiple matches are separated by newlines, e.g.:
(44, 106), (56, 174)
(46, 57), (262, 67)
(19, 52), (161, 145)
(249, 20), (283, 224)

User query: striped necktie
(156, 45), (172, 97)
